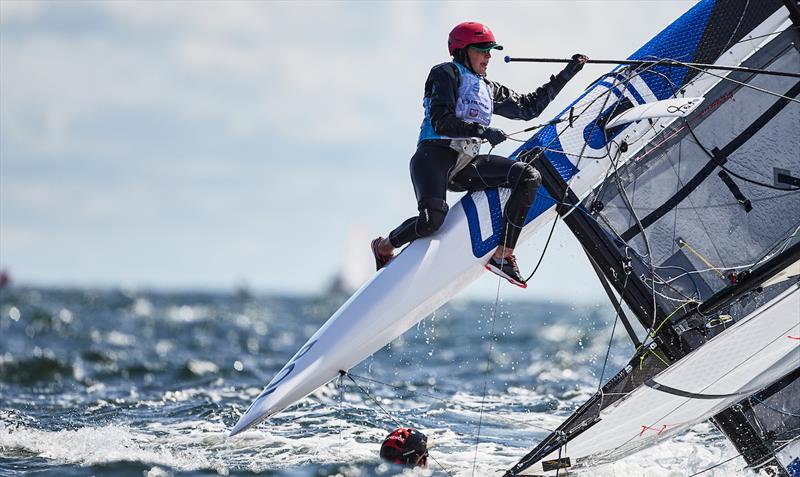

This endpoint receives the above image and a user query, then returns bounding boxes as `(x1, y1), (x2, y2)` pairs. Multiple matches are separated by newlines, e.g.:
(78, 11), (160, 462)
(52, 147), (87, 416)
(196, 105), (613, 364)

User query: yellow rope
(639, 348), (671, 369)
(635, 299), (698, 369)
(678, 238), (726, 281)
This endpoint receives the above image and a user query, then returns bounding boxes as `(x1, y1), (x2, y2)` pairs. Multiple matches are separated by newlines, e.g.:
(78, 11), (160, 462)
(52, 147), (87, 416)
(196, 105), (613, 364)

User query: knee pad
(415, 198), (449, 237)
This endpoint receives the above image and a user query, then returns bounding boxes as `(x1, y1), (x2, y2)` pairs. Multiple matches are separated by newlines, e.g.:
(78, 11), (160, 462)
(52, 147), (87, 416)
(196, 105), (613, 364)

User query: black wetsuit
(388, 58), (584, 251)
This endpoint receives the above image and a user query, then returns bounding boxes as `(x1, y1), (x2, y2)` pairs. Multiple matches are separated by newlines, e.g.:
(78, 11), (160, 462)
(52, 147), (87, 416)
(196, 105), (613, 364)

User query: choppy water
(0, 287), (746, 476)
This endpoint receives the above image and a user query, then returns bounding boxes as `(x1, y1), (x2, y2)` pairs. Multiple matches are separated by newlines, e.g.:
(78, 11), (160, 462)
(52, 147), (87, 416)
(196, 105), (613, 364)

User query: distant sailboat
(325, 225), (372, 296)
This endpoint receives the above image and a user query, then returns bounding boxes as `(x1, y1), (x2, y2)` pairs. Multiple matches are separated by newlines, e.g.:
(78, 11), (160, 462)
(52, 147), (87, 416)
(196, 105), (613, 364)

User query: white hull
(229, 7), (790, 436)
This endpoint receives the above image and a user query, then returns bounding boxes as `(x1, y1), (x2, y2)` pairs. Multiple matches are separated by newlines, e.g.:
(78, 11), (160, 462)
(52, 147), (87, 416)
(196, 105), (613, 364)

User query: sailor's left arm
(491, 53), (589, 121)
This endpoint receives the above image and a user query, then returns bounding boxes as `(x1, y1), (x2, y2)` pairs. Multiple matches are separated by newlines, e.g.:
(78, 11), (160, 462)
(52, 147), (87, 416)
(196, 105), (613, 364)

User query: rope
(597, 271), (631, 392)
(471, 271), (503, 477)
(347, 373), (557, 434)
(678, 239), (727, 281)
(337, 372), (344, 458)
(345, 372), (456, 404)
(732, 26), (800, 45)
(670, 58), (800, 104)
(342, 372), (456, 477)
(687, 452), (742, 477)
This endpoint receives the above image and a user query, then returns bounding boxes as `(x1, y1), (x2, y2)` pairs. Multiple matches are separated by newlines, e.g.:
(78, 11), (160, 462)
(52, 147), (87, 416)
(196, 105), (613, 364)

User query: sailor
(379, 427), (429, 467)
(371, 22), (587, 287)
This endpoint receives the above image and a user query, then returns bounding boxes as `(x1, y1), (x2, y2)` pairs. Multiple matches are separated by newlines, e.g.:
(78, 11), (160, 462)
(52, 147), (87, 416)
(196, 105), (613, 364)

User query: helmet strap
(453, 48), (476, 74)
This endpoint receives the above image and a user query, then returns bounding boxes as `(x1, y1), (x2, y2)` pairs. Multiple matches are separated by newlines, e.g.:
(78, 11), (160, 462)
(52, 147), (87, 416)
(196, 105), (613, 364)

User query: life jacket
(417, 61), (494, 143)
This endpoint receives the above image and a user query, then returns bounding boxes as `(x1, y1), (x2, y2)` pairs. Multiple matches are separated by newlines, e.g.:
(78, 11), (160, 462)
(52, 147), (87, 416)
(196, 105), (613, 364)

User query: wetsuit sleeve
(490, 60), (583, 121)
(426, 63), (484, 138)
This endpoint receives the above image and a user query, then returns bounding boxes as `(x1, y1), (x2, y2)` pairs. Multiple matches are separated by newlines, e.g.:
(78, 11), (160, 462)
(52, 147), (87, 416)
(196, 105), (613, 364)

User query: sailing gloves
(477, 126), (507, 146)
(564, 53), (589, 76)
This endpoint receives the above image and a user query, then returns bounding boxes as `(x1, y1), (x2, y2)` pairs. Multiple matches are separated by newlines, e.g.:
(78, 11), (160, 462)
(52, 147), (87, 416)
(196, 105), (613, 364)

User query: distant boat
(0, 269), (11, 289)
(324, 225), (372, 296)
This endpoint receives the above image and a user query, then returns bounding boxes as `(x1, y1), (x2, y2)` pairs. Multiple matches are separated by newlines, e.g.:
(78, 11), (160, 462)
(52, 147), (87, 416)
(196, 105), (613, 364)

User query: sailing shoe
(485, 255), (528, 288)
(371, 237), (394, 271)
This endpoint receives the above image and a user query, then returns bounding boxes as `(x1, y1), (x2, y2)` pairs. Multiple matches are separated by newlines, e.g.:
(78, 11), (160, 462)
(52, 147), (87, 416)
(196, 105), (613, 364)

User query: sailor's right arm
(426, 64), (483, 138)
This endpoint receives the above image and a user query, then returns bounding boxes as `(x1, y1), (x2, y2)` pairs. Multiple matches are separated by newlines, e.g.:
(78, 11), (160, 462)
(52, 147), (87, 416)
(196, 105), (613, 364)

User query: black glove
(478, 126), (506, 146)
(564, 53), (588, 76)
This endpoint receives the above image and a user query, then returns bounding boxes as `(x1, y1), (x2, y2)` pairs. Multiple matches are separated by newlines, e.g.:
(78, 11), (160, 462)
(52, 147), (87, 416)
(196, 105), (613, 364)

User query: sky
(0, 0), (697, 301)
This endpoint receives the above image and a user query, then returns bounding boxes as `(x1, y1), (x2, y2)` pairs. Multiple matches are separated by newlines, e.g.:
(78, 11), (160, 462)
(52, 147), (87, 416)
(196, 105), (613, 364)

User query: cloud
(1, 0), (696, 298)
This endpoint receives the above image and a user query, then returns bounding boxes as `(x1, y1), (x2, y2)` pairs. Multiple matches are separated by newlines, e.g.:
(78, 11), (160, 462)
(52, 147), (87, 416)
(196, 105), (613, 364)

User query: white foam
(0, 422), (227, 473)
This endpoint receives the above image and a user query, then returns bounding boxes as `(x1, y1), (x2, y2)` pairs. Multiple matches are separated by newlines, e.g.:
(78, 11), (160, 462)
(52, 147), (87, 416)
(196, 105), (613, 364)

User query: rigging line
(523, 203), (559, 283)
(750, 395), (800, 417)
(717, 0), (749, 59)
(344, 373), (456, 404)
(672, 139), (682, 255)
(597, 271), (631, 393)
(634, 299), (697, 355)
(343, 372), (456, 477)
(599, 190), (800, 210)
(471, 266), (503, 477)
(642, 284), (701, 303)
(507, 56), (800, 79)
(594, 67), (666, 312)
(748, 221), (800, 271)
(690, 430), (800, 477)
(733, 25), (800, 45)
(337, 373), (343, 458)
(647, 264), (701, 299)
(513, 56), (669, 150)
(686, 453), (743, 477)
(674, 59), (800, 104)
(679, 239), (727, 281)
(606, 138), (660, 329)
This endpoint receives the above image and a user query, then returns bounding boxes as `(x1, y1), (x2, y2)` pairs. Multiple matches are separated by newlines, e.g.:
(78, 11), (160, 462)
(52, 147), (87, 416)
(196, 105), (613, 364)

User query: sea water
(0, 287), (745, 476)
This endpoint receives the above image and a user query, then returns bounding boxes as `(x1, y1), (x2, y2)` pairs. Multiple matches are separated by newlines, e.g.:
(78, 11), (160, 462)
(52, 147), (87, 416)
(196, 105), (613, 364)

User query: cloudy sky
(0, 0), (696, 301)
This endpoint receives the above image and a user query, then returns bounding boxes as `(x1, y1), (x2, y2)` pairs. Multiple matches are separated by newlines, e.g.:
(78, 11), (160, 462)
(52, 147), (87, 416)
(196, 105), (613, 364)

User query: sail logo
(580, 78), (648, 150)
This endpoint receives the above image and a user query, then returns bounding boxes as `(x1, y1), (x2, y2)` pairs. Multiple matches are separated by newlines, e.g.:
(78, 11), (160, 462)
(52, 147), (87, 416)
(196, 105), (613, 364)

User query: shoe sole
(485, 264), (528, 289)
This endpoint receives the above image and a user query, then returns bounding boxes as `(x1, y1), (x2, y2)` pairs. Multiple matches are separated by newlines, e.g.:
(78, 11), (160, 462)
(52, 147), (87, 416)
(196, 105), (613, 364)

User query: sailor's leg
(451, 155), (541, 250)
(500, 160), (541, 250)
(387, 143), (455, 249)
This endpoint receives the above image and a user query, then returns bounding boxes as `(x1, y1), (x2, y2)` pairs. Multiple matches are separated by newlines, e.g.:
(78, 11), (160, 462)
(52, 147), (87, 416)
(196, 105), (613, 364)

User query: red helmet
(379, 427), (429, 467)
(448, 22), (503, 55)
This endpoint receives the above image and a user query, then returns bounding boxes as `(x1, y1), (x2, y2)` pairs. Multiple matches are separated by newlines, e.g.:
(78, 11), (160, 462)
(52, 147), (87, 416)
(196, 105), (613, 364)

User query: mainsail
(504, 0), (800, 475)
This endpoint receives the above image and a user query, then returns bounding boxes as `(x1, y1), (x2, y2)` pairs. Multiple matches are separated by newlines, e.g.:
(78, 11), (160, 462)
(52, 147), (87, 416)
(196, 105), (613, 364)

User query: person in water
(380, 427), (429, 467)
(371, 22), (587, 287)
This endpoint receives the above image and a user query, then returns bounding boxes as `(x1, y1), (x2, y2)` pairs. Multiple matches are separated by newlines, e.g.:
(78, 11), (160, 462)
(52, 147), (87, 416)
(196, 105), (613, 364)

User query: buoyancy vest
(418, 61), (494, 143)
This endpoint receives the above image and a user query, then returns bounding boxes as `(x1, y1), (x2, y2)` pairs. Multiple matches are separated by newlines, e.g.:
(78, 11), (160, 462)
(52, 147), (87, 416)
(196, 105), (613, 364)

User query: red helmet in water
(448, 22), (503, 55)
(379, 427), (429, 467)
